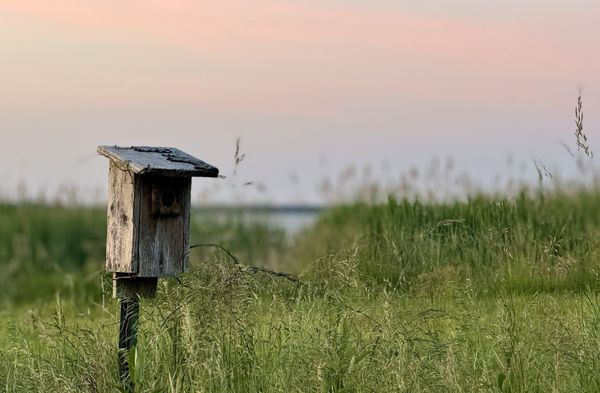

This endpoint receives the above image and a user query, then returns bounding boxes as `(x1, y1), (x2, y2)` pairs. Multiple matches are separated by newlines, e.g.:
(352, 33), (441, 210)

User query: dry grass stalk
(575, 90), (593, 158)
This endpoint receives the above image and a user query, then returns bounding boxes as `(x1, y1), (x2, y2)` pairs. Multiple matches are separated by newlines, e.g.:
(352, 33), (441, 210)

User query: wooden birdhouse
(98, 146), (219, 297)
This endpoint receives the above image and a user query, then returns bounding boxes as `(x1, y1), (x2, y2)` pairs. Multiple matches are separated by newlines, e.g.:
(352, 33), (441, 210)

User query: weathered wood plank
(98, 146), (218, 177)
(106, 162), (138, 273)
(182, 181), (191, 272)
(136, 176), (191, 277)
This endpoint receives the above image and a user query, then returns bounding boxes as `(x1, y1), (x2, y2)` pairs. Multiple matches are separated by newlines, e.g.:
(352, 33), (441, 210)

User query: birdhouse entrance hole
(151, 178), (185, 216)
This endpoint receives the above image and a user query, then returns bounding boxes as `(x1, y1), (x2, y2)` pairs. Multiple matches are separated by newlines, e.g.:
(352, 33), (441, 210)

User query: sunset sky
(1, 1), (599, 204)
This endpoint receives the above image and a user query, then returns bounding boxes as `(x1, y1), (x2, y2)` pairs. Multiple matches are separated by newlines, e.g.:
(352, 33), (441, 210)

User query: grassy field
(2, 190), (600, 392)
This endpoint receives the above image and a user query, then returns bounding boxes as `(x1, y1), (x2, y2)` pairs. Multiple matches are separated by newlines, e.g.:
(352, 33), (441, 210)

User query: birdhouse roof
(97, 146), (219, 177)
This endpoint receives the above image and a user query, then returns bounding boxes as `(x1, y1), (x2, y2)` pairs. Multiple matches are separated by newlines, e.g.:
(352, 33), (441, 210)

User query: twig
(190, 243), (241, 265)
(243, 265), (301, 284)
(189, 243), (303, 285)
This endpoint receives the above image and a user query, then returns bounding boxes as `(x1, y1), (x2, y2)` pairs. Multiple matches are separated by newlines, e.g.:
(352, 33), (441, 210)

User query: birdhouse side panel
(106, 163), (141, 273)
(137, 176), (191, 277)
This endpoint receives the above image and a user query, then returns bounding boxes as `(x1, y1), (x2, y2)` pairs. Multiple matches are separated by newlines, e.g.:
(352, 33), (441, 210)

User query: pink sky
(1, 1), (599, 203)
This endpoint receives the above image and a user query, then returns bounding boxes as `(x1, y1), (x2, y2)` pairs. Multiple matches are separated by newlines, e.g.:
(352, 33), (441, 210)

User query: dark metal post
(118, 296), (139, 393)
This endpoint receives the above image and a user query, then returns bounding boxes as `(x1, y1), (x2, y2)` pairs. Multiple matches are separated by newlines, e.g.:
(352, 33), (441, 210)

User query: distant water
(192, 206), (324, 236)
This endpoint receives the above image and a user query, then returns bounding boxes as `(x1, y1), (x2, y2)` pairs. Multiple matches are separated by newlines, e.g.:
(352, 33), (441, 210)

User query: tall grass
(292, 190), (600, 295)
(2, 189), (600, 391)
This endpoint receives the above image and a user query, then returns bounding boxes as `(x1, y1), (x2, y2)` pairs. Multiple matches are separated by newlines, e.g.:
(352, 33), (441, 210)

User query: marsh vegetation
(1, 187), (600, 392)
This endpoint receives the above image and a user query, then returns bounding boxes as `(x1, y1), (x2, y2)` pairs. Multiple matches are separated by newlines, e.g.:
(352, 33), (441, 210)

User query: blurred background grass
(4, 186), (600, 306)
